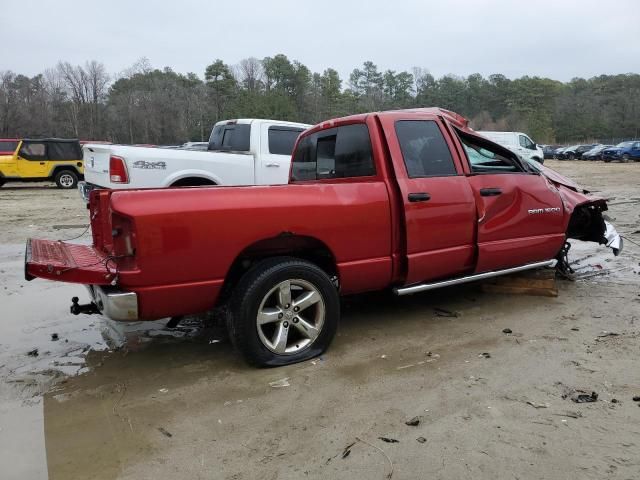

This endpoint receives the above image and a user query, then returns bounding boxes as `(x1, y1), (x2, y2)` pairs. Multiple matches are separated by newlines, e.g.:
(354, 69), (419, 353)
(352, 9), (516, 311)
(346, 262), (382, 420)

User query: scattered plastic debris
(158, 388), (169, 393)
(342, 442), (356, 459)
(269, 377), (290, 388)
(416, 437), (427, 444)
(405, 416), (422, 426)
(597, 331), (620, 338)
(378, 437), (399, 443)
(526, 401), (550, 409)
(479, 352), (491, 359)
(27, 348), (38, 357)
(570, 391), (598, 403)
(380, 355), (387, 359)
(51, 333), (59, 341)
(158, 427), (173, 438)
(502, 328), (512, 334)
(209, 339), (221, 344)
(632, 396), (640, 402)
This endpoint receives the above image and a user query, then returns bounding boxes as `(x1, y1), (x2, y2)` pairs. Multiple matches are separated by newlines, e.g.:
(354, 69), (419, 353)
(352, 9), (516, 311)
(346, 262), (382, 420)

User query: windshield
(616, 141), (633, 148)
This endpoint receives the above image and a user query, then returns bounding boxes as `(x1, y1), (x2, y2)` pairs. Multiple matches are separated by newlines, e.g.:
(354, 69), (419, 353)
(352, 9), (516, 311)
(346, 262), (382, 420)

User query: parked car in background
(582, 144), (612, 161)
(553, 146), (569, 159)
(602, 141), (640, 162)
(561, 144), (594, 160)
(478, 131), (544, 163)
(79, 118), (311, 201)
(0, 138), (84, 188)
(0, 138), (20, 156)
(542, 145), (560, 159)
(26, 108), (622, 366)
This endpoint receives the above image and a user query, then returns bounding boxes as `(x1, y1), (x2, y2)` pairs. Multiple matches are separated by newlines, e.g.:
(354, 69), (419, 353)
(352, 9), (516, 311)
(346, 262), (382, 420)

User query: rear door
(257, 123), (305, 185)
(452, 128), (566, 272)
(379, 113), (477, 285)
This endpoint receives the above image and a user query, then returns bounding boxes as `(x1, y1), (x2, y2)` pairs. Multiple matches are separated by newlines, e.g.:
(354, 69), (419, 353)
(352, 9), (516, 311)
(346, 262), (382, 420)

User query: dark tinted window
(19, 142), (46, 160)
(268, 127), (304, 155)
(0, 141), (18, 153)
(291, 124), (375, 181)
(208, 123), (251, 152)
(47, 141), (82, 160)
(395, 120), (457, 177)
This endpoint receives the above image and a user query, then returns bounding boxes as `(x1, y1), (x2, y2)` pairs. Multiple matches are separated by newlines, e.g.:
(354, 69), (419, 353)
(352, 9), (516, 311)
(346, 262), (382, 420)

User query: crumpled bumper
(604, 221), (623, 256)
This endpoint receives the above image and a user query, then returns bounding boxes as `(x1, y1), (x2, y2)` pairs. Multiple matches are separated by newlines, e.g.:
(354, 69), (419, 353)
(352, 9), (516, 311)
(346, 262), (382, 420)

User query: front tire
(54, 170), (78, 189)
(226, 257), (339, 367)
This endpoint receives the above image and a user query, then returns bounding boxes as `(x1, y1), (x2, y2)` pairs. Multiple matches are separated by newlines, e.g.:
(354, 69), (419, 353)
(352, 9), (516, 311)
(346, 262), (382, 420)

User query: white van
(478, 131), (545, 164)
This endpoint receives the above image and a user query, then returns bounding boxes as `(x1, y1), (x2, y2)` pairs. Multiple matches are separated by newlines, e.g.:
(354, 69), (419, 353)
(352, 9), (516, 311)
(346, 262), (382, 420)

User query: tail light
(109, 155), (129, 183)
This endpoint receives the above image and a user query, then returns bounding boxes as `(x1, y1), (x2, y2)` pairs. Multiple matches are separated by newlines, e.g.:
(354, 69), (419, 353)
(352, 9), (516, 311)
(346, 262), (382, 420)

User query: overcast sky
(2, 0), (639, 82)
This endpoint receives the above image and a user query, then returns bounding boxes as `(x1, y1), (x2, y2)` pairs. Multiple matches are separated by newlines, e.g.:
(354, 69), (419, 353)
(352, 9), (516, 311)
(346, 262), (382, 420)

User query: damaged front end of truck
(531, 160), (623, 272)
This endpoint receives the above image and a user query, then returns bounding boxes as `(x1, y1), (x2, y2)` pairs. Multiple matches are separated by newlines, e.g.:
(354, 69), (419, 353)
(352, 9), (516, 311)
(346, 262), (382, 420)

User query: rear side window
(19, 142), (46, 160)
(208, 123), (251, 152)
(291, 124), (375, 181)
(0, 140), (18, 153)
(395, 120), (457, 177)
(47, 141), (82, 160)
(268, 127), (304, 155)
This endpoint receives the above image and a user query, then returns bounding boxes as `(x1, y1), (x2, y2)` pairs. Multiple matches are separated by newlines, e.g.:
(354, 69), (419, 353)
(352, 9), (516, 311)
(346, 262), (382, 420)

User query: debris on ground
(356, 437), (394, 479)
(269, 377), (290, 388)
(597, 331), (620, 338)
(571, 327), (580, 331)
(51, 333), (59, 341)
(158, 388), (169, 393)
(553, 411), (583, 419)
(27, 348), (38, 357)
(426, 351), (440, 359)
(434, 307), (460, 317)
(158, 427), (173, 438)
(416, 437), (427, 443)
(479, 352), (491, 359)
(342, 442), (356, 459)
(526, 401), (550, 409)
(502, 328), (512, 334)
(405, 416), (422, 426)
(611, 398), (619, 404)
(568, 391), (598, 403)
(632, 396), (640, 402)
(378, 437), (399, 443)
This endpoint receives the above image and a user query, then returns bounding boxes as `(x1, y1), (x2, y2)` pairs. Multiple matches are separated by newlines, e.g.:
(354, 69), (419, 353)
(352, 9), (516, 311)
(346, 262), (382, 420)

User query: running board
(393, 260), (557, 296)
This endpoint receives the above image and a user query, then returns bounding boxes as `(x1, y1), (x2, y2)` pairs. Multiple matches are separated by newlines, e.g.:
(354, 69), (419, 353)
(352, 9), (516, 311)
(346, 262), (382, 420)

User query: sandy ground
(1, 162), (639, 480)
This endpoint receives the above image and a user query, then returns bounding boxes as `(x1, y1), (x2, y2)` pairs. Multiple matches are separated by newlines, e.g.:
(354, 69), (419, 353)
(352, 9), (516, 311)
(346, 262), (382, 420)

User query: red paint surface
(25, 108), (607, 320)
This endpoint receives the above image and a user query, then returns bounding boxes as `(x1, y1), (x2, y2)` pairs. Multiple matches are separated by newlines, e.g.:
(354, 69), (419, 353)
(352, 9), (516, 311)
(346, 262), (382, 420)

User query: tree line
(1, 55), (639, 145)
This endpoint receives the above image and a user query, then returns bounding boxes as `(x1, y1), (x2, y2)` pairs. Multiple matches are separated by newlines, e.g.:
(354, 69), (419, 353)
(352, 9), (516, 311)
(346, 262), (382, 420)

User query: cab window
(291, 124), (375, 181)
(457, 129), (523, 174)
(19, 142), (46, 160)
(268, 127), (304, 155)
(394, 120), (457, 177)
(519, 135), (535, 150)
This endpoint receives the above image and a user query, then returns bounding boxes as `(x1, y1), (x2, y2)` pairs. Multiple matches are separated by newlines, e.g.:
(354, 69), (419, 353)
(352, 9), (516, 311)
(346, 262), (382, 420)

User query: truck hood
(527, 160), (582, 192)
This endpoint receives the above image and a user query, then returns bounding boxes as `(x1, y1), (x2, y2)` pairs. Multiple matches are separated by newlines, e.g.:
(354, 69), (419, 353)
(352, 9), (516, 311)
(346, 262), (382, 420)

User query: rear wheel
(54, 170), (78, 189)
(622, 154), (630, 163)
(226, 257), (339, 367)
(568, 153), (575, 160)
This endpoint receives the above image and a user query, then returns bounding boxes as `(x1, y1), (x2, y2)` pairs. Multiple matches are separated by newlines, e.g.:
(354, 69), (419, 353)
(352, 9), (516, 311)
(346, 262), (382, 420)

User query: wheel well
(566, 203), (606, 244)
(218, 235), (338, 305)
(51, 166), (79, 177)
(170, 177), (217, 187)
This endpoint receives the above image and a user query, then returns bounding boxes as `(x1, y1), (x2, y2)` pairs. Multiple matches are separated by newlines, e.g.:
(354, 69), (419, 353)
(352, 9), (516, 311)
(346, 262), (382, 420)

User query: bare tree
(237, 57), (263, 92)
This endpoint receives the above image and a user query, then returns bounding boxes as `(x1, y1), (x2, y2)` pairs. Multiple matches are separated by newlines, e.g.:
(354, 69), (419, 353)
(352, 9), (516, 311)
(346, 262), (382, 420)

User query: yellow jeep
(0, 138), (84, 189)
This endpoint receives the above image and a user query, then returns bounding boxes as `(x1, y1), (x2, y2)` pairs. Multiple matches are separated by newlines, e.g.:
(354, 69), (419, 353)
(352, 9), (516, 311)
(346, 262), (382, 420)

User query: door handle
(408, 192), (431, 202)
(480, 187), (502, 197)
(265, 163), (280, 168)
(39, 162), (45, 165)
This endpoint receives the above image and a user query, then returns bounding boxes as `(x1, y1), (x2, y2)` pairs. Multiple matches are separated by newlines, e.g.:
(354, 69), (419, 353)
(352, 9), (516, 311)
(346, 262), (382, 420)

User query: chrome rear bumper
(87, 285), (139, 321)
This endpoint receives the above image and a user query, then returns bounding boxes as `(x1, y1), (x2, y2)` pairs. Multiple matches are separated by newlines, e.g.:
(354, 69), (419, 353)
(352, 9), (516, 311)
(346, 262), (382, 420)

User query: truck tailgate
(83, 144), (112, 187)
(25, 238), (115, 284)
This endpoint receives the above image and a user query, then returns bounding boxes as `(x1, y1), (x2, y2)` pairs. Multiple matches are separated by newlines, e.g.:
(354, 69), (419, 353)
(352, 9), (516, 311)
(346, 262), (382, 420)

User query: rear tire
(54, 170), (78, 189)
(622, 154), (630, 163)
(226, 256), (339, 367)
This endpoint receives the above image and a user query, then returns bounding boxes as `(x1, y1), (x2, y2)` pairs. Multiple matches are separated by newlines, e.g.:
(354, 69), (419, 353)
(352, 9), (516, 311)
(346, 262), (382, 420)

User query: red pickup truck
(25, 108), (622, 366)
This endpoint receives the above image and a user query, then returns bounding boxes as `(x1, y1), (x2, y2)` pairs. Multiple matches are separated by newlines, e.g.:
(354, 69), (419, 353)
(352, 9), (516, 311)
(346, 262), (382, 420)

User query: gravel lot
(1, 161), (639, 480)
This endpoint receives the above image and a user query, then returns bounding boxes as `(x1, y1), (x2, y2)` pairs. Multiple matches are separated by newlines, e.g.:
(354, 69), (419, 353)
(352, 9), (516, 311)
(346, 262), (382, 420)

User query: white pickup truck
(79, 118), (310, 201)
